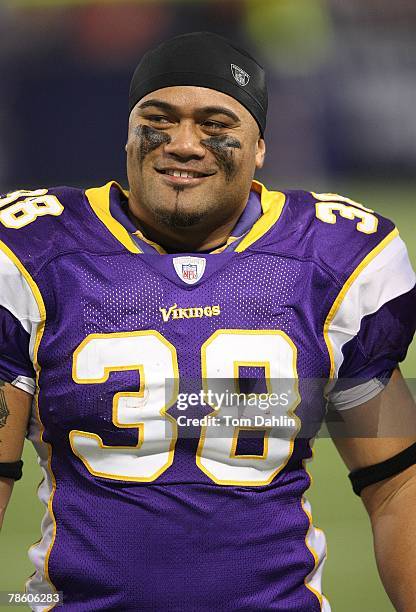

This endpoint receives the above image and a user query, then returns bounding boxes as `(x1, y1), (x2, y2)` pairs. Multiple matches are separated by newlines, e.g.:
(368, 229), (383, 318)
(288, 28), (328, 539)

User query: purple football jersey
(0, 182), (414, 611)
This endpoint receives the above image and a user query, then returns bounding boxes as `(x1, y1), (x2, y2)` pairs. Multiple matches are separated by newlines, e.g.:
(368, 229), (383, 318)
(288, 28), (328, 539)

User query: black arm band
(0, 460), (23, 481)
(349, 442), (416, 496)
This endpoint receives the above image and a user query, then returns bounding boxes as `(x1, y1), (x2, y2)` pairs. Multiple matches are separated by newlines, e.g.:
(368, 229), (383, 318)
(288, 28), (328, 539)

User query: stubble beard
(140, 181), (225, 229)
(155, 188), (206, 228)
(153, 206), (205, 229)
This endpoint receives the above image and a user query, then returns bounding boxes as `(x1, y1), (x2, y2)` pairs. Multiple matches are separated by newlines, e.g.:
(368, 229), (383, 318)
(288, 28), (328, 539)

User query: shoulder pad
(0, 185), (121, 276)
(261, 189), (397, 284)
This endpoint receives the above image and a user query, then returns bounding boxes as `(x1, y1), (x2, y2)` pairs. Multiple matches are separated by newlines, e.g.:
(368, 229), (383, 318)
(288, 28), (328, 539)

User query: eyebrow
(137, 99), (240, 122)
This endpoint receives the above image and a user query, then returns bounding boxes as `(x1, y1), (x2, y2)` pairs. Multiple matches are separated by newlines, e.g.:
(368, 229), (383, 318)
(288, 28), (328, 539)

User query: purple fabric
(227, 189), (262, 244)
(38, 245), (323, 610)
(0, 182), (413, 610)
(336, 285), (416, 387)
(0, 305), (34, 383)
(109, 187), (137, 233)
(238, 365), (268, 394)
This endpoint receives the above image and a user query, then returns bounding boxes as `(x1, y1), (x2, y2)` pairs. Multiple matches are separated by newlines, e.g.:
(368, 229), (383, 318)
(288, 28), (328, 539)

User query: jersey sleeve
(326, 233), (416, 410)
(0, 245), (41, 395)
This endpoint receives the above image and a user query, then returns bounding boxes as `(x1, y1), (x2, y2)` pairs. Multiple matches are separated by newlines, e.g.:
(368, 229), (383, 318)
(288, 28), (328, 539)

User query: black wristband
(349, 442), (416, 496)
(0, 460), (23, 481)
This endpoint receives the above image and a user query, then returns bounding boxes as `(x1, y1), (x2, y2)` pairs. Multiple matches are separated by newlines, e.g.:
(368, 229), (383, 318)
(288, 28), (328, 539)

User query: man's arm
(0, 380), (32, 529)
(329, 368), (416, 612)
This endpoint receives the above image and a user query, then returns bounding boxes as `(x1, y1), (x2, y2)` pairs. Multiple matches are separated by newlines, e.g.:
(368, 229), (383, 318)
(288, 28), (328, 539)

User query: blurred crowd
(0, 0), (415, 191)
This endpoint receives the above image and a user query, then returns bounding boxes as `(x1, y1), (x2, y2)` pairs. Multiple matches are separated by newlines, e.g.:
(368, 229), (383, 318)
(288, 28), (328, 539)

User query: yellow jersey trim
(133, 228), (167, 255)
(209, 235), (240, 255)
(85, 182), (142, 254)
(235, 181), (286, 253)
(323, 227), (399, 379)
(0, 240), (58, 608)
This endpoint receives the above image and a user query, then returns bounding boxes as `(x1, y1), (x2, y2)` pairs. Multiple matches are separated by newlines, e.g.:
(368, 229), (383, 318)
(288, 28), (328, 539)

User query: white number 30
(0, 189), (63, 229)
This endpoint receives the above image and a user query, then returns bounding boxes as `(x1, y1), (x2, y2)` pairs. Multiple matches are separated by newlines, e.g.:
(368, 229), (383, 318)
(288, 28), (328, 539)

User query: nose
(163, 120), (206, 161)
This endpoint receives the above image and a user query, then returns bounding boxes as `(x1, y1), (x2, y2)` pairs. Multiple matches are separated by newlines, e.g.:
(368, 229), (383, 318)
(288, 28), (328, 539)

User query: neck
(127, 199), (248, 253)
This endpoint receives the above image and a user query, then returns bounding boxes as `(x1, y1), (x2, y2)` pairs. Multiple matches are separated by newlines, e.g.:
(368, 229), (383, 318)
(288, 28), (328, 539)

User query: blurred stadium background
(0, 1), (415, 610)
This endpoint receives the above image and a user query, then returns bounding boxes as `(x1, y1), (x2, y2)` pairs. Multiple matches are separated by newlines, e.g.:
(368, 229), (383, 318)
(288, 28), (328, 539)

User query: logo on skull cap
(231, 64), (250, 87)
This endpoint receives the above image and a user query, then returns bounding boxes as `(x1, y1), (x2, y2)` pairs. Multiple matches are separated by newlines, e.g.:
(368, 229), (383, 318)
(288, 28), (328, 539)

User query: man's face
(126, 86), (265, 229)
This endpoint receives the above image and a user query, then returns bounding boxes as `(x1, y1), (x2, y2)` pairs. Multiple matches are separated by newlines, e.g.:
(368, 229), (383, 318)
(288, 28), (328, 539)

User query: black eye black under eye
(134, 125), (171, 162)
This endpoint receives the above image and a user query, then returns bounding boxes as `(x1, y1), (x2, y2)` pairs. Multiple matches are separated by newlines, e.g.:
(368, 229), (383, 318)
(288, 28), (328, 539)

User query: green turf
(0, 181), (414, 611)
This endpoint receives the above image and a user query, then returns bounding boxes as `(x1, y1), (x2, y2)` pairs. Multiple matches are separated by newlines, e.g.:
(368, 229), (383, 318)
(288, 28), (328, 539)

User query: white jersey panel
(0, 247), (41, 392)
(327, 235), (415, 404)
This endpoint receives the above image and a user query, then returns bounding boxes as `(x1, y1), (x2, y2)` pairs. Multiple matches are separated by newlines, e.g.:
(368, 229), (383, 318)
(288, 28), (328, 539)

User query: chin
(154, 207), (205, 228)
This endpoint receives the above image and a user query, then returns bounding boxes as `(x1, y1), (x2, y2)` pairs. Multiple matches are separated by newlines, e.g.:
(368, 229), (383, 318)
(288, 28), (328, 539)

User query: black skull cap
(129, 31), (268, 136)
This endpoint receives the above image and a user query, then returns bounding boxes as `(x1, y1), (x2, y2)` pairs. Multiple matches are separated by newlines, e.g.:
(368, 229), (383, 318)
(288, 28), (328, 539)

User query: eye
(146, 115), (172, 126)
(202, 120), (227, 131)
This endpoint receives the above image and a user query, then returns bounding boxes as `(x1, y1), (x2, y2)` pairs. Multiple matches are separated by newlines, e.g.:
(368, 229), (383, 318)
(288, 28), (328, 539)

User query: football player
(0, 32), (415, 611)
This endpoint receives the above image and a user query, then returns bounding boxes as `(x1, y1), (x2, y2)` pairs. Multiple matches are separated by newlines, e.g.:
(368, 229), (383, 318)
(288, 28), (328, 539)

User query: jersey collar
(85, 180), (286, 255)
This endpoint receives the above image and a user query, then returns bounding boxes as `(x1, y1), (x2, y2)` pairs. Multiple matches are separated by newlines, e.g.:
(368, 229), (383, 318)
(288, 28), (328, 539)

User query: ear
(255, 137), (266, 169)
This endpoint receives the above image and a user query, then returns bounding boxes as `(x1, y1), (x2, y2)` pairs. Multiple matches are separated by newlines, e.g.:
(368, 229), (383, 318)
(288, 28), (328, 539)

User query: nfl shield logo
(173, 256), (206, 285)
(231, 64), (250, 87)
(182, 264), (198, 282)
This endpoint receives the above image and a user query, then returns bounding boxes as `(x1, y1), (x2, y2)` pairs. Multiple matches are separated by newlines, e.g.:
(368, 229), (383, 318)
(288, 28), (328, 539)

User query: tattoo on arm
(0, 381), (10, 428)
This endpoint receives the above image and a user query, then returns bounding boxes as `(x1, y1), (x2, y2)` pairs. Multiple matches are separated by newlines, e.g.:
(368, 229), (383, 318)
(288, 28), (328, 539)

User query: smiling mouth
(156, 169), (215, 179)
